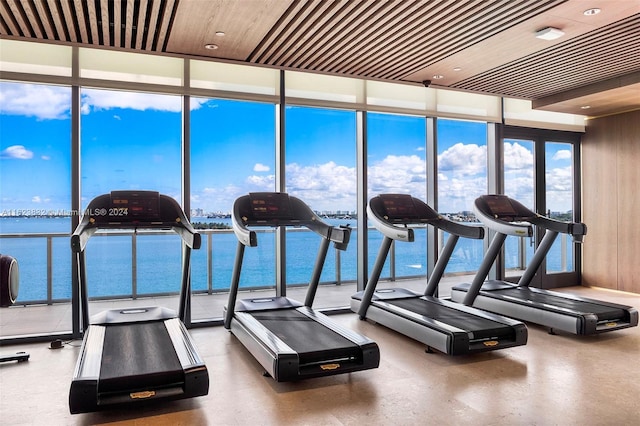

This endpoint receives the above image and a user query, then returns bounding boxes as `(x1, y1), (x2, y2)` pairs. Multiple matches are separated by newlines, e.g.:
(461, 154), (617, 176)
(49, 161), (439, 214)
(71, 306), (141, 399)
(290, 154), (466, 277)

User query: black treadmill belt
(387, 298), (509, 339)
(99, 321), (183, 393)
(251, 310), (360, 365)
(496, 288), (624, 320)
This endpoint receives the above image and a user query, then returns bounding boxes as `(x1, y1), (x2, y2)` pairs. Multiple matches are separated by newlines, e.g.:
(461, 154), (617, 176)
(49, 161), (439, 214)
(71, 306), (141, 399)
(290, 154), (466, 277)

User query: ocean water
(0, 217), (572, 302)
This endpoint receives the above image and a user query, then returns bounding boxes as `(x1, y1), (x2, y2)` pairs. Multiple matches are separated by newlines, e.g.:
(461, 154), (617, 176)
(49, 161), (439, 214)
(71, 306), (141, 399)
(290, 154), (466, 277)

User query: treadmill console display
(484, 196), (518, 220)
(249, 192), (293, 220)
(379, 194), (419, 222)
(104, 191), (161, 222)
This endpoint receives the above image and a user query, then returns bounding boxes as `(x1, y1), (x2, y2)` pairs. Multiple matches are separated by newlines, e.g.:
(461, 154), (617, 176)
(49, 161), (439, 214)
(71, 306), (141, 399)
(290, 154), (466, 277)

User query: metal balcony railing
(0, 228), (358, 305)
(0, 227), (571, 305)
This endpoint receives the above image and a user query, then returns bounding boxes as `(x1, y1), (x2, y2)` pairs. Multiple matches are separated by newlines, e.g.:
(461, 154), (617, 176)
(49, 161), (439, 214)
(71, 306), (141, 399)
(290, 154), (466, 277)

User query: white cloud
(1, 82), (203, 118)
(196, 183), (260, 213)
(504, 142), (533, 170)
(246, 174), (275, 189)
(286, 161), (357, 210)
(190, 97), (210, 111)
(81, 89), (183, 113)
(436, 144), (488, 211)
(32, 195), (41, 203)
(0, 82), (70, 119)
(504, 175), (534, 208)
(191, 161), (357, 212)
(546, 166), (573, 212)
(546, 165), (573, 191)
(78, 89), (210, 113)
(41, 155), (51, 160)
(253, 163), (270, 172)
(438, 143), (486, 176)
(438, 176), (488, 212)
(368, 155), (426, 196)
(552, 149), (572, 161)
(1, 145), (34, 159)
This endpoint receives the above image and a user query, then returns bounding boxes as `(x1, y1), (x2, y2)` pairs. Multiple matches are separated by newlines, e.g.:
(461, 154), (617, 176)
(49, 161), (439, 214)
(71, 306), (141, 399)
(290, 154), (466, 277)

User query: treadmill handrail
(368, 194), (484, 240)
(527, 214), (587, 239)
(474, 194), (586, 239)
(232, 193), (350, 250)
(367, 203), (414, 242)
(473, 196), (533, 238)
(71, 191), (201, 253)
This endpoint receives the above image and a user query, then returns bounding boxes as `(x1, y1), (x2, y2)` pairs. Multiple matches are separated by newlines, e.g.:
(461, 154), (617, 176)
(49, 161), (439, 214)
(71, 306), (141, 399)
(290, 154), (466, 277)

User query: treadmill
(352, 194), (527, 355)
(451, 194), (639, 335)
(69, 191), (209, 414)
(223, 192), (380, 381)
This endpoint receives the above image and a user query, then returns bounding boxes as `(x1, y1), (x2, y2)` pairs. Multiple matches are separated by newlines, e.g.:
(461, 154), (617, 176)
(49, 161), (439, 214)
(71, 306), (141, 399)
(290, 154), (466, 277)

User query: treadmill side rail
(69, 325), (105, 414)
(164, 318), (209, 397)
(297, 306), (377, 347)
(229, 312), (298, 382)
(165, 318), (207, 367)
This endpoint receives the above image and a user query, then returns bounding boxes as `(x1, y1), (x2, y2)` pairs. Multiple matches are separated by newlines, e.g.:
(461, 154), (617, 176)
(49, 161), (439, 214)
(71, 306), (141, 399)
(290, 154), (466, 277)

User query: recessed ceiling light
(432, 74), (444, 79)
(204, 44), (219, 50)
(535, 27), (565, 40)
(580, 105), (591, 109)
(453, 67), (462, 72)
(215, 31), (225, 36)
(583, 8), (601, 16)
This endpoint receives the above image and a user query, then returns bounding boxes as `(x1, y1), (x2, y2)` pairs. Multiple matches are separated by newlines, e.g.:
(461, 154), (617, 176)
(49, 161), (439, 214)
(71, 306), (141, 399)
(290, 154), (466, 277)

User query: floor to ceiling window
(79, 88), (183, 312)
(190, 98), (276, 320)
(0, 81), (72, 335)
(436, 118), (487, 276)
(367, 112), (427, 282)
(284, 106), (357, 308)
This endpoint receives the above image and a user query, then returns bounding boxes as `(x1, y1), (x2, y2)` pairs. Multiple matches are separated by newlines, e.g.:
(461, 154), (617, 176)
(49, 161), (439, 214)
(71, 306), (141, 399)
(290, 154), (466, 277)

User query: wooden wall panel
(582, 109), (640, 294)
(581, 116), (618, 290)
(615, 110), (640, 293)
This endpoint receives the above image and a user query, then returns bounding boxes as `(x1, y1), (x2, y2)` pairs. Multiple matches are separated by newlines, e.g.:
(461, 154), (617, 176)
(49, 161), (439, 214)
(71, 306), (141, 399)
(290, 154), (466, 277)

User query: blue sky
(1, 82), (574, 215)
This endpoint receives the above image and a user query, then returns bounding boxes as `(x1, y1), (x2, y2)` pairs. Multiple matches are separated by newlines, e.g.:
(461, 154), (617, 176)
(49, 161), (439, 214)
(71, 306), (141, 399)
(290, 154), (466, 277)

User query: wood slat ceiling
(1, 0), (639, 118)
(247, 0), (564, 80)
(0, 0), (177, 51)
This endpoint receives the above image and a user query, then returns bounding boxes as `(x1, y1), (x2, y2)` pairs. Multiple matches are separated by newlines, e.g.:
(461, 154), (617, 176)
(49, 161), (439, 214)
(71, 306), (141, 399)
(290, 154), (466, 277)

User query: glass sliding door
(503, 138), (535, 280)
(545, 142), (576, 276)
(502, 127), (581, 288)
